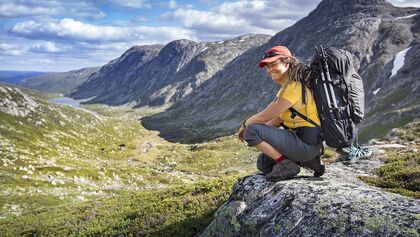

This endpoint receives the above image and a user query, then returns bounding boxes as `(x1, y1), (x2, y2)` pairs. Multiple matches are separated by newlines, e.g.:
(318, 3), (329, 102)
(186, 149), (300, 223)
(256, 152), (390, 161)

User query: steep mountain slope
(142, 0), (419, 143)
(70, 45), (163, 102)
(19, 67), (100, 94)
(70, 34), (271, 107)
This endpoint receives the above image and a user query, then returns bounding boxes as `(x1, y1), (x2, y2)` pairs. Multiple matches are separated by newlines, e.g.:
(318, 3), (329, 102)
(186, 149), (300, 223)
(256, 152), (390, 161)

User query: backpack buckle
(291, 110), (297, 119)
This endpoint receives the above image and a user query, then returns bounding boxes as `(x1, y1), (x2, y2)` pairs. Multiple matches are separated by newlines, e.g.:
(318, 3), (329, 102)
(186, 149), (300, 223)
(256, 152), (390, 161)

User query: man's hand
(237, 124), (245, 142)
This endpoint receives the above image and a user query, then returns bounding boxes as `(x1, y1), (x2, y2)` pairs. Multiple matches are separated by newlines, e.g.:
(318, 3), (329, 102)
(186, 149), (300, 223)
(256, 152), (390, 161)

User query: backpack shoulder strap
(300, 77), (307, 105)
(289, 107), (320, 128)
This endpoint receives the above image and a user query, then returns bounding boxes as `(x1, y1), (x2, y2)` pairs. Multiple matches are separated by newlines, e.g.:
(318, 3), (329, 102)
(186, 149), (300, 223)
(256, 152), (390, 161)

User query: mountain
(70, 34), (271, 107)
(0, 71), (47, 85)
(19, 67), (100, 94)
(70, 45), (163, 103)
(142, 0), (420, 143)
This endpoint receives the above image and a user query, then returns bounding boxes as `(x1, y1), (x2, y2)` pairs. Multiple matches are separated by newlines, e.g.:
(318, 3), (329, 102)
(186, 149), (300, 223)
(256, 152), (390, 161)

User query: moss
(360, 151), (420, 198)
(364, 215), (399, 234)
(330, 213), (348, 233)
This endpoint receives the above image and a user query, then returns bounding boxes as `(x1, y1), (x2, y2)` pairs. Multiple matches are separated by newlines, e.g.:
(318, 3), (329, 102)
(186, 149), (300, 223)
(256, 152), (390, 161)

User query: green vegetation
(360, 151), (419, 198)
(0, 178), (236, 237)
(360, 121), (420, 199)
(359, 116), (414, 142)
(0, 85), (259, 236)
(366, 88), (408, 117)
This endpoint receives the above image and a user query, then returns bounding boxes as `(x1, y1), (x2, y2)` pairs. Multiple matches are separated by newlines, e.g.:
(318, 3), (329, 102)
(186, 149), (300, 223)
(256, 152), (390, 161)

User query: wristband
(242, 119), (247, 128)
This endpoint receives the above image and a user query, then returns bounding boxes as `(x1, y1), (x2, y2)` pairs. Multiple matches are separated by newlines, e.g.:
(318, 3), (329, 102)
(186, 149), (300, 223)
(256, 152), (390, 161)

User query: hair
(277, 56), (312, 99)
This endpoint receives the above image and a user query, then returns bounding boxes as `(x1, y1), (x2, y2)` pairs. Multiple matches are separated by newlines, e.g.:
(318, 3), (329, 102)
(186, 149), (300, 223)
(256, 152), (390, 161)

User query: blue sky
(0, 0), (418, 72)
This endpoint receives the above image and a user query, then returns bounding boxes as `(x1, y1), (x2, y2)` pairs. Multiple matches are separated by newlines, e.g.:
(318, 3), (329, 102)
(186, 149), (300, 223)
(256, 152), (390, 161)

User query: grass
(0, 84), (260, 236)
(360, 151), (419, 198)
(0, 177), (237, 237)
(365, 88), (408, 118)
(360, 120), (420, 199)
(359, 116), (414, 142)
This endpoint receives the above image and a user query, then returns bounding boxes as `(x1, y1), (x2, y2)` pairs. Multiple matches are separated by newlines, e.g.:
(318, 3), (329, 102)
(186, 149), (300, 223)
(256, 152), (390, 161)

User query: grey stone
(200, 155), (420, 237)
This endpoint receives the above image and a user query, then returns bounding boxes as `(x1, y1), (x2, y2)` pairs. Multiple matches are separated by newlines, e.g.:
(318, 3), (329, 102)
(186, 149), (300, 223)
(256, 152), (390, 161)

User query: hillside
(0, 84), (260, 235)
(19, 67), (100, 94)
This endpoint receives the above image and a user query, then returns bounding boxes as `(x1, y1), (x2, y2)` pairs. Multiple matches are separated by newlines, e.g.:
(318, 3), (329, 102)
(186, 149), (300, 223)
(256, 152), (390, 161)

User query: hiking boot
(300, 155), (325, 177)
(265, 159), (300, 182)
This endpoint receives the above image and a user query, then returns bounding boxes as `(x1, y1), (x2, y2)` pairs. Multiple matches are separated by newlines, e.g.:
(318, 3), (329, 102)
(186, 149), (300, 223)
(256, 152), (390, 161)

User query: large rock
(0, 85), (38, 117)
(200, 155), (419, 236)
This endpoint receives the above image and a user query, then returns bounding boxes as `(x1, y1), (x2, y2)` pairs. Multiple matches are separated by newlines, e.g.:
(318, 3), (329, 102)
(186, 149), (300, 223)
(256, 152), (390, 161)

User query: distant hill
(0, 71), (47, 85)
(20, 67), (100, 94)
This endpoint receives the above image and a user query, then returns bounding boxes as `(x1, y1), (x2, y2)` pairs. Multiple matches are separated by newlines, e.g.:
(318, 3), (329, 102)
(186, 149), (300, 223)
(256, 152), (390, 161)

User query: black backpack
(290, 46), (365, 148)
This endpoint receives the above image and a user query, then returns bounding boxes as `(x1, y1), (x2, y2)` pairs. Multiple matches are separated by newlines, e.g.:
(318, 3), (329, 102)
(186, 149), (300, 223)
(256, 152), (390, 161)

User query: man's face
(266, 59), (289, 83)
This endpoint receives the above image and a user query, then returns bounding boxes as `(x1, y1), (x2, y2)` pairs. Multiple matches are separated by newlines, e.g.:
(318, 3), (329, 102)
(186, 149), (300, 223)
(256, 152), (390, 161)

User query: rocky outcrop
(142, 0), (420, 143)
(200, 152), (419, 236)
(20, 67), (100, 94)
(0, 85), (38, 117)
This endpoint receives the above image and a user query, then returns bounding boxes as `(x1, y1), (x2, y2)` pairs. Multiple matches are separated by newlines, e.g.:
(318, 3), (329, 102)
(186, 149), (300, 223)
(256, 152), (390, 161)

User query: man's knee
(244, 124), (263, 146)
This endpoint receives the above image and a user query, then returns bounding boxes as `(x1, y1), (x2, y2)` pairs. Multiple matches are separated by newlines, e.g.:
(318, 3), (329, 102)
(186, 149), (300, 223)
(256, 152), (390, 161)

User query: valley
(0, 84), (259, 235)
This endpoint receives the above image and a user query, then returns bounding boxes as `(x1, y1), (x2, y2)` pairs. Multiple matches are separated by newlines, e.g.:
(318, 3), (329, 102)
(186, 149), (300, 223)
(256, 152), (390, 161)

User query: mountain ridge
(70, 34), (271, 107)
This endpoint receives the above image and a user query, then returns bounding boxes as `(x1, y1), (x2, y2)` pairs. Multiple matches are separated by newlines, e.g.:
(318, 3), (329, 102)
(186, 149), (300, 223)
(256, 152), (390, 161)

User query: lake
(50, 97), (97, 115)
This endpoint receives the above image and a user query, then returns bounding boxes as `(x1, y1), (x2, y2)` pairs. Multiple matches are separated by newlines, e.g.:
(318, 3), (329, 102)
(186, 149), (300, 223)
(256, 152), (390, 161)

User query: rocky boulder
(0, 85), (38, 117)
(200, 151), (419, 236)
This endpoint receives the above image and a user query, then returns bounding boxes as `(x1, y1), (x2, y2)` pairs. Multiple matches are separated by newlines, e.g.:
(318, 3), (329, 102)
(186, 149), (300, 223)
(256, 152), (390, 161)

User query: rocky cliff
(70, 34), (270, 107)
(200, 144), (419, 236)
(142, 0), (420, 143)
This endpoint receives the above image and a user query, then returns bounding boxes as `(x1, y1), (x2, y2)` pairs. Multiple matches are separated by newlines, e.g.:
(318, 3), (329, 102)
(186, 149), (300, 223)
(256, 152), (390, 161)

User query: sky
(0, 0), (418, 72)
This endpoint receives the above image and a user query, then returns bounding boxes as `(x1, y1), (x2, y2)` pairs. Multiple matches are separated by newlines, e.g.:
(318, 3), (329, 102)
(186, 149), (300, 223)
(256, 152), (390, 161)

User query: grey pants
(244, 124), (322, 174)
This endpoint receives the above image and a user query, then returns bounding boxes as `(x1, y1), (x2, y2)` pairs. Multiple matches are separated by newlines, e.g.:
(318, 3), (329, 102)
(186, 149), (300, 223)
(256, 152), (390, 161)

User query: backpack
(289, 46), (365, 148)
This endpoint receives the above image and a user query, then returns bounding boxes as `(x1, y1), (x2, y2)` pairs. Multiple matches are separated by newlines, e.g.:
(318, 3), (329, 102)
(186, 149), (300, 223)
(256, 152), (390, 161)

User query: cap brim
(258, 55), (285, 68)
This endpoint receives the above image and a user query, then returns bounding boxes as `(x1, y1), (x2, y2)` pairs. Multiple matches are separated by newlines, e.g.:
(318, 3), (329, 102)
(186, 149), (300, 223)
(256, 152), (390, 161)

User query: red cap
(258, 45), (292, 68)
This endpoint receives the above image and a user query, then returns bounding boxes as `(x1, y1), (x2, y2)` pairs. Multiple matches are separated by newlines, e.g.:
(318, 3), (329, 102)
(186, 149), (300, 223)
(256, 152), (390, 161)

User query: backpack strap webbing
(289, 107), (320, 128)
(300, 77), (307, 105)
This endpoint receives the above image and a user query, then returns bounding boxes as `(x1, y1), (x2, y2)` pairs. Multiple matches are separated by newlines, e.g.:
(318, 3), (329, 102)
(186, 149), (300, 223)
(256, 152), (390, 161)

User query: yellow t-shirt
(276, 81), (321, 129)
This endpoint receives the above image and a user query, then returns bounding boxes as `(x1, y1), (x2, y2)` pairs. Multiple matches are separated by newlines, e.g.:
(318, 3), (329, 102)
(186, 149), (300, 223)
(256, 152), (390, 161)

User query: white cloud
(0, 3), (56, 17)
(165, 0), (320, 40)
(30, 41), (60, 53)
(168, 0), (177, 9)
(106, 0), (152, 8)
(169, 9), (250, 34)
(0, 0), (105, 19)
(10, 18), (197, 43)
(0, 42), (26, 55)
